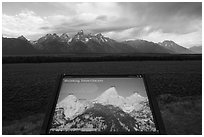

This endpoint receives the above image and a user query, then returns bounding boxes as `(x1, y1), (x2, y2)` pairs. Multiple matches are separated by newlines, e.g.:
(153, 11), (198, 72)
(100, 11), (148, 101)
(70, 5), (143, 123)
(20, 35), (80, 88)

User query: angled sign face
(42, 74), (165, 135)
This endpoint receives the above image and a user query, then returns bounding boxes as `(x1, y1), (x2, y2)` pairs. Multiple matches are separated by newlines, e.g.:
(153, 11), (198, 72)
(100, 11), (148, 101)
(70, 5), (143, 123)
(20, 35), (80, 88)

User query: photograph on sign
(48, 76), (159, 133)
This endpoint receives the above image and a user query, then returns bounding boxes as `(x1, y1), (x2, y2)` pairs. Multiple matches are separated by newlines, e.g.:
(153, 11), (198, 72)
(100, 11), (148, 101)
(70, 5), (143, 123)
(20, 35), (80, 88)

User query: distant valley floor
(2, 54), (202, 64)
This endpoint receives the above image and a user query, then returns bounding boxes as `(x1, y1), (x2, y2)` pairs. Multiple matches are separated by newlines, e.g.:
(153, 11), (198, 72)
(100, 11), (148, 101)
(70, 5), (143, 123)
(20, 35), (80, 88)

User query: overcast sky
(2, 2), (202, 48)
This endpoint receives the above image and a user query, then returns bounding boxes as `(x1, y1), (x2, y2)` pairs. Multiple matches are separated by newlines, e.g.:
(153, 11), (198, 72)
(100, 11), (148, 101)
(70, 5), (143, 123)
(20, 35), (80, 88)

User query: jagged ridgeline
(33, 30), (140, 53)
(50, 87), (158, 132)
(3, 30), (195, 55)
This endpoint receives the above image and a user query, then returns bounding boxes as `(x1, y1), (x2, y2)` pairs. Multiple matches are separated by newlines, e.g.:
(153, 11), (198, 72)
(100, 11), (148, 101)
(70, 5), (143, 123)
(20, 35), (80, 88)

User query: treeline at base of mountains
(2, 54), (202, 64)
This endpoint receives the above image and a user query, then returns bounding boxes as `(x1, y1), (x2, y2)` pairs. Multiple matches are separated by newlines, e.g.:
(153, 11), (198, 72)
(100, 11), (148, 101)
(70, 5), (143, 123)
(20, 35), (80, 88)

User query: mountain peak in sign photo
(51, 86), (157, 132)
(93, 86), (125, 107)
(57, 94), (85, 120)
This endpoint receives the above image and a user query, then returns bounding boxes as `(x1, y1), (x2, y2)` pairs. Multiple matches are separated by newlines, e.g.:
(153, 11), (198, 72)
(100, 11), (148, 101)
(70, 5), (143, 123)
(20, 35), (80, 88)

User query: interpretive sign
(41, 74), (165, 134)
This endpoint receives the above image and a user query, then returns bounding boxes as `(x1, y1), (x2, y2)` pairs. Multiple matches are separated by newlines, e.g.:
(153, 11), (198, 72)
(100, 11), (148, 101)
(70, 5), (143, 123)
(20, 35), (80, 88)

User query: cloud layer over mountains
(2, 2), (202, 48)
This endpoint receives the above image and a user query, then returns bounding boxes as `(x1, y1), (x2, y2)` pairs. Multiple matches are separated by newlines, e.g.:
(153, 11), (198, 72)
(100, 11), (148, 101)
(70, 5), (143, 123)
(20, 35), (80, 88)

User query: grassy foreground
(2, 61), (202, 134)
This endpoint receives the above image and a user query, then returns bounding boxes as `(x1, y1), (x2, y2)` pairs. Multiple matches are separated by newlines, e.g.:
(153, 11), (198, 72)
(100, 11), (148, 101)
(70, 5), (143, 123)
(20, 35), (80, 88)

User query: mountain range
(50, 87), (158, 132)
(2, 30), (200, 55)
(189, 46), (202, 54)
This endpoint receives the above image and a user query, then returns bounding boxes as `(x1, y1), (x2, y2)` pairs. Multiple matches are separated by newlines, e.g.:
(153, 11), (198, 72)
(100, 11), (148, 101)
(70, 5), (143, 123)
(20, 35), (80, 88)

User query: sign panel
(42, 75), (165, 134)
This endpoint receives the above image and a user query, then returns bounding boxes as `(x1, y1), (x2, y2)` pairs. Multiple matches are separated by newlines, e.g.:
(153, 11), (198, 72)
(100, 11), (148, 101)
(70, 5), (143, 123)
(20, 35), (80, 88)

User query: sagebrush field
(2, 60), (202, 134)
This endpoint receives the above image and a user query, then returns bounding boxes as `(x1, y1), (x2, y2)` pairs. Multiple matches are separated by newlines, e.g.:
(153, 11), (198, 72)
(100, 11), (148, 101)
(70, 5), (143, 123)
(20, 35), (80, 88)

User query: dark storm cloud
(40, 26), (50, 30)
(118, 2), (202, 34)
(119, 2), (202, 19)
(96, 15), (108, 21)
(90, 25), (134, 34)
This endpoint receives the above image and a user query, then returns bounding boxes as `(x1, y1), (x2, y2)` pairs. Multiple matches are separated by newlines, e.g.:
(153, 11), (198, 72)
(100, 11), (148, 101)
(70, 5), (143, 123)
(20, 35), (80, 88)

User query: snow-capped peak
(159, 40), (177, 47)
(102, 86), (118, 96)
(53, 33), (58, 36)
(76, 30), (84, 36)
(95, 33), (109, 43)
(57, 95), (85, 120)
(57, 95), (78, 108)
(73, 30), (86, 41)
(95, 33), (103, 37)
(37, 33), (60, 44)
(122, 93), (147, 113)
(59, 33), (70, 42)
(93, 87), (125, 107)
(60, 33), (69, 38)
(125, 92), (146, 105)
(38, 33), (60, 41)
